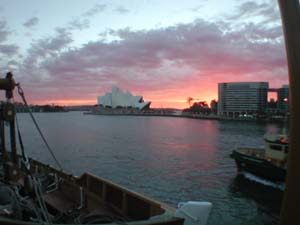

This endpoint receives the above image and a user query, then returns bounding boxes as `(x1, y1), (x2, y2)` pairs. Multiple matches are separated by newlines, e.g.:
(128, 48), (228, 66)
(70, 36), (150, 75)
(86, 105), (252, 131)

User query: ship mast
(278, 1), (300, 225)
(0, 72), (19, 182)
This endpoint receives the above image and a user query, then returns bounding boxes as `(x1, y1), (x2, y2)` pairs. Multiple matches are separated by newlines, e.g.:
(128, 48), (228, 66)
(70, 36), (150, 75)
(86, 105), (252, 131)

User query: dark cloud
(0, 44), (19, 56)
(23, 17), (39, 28)
(0, 20), (10, 43)
(20, 27), (73, 79)
(3, 60), (20, 71)
(82, 4), (106, 17)
(229, 1), (280, 24)
(191, 5), (205, 13)
(115, 6), (129, 14)
(0, 20), (19, 56)
(68, 19), (90, 30)
(7, 60), (19, 67)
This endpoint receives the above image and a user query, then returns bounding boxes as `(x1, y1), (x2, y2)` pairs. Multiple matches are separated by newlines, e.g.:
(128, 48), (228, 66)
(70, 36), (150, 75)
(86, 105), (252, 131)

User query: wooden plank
(132, 217), (184, 225)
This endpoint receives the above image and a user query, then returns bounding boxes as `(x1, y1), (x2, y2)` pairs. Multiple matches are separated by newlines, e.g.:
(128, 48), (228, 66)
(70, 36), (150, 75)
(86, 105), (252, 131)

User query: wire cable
(16, 84), (63, 171)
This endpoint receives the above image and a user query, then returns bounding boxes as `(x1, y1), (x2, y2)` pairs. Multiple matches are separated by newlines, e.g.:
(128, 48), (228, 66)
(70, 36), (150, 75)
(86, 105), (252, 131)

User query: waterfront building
(210, 100), (218, 115)
(218, 82), (269, 117)
(97, 86), (151, 110)
(277, 84), (289, 114)
(266, 98), (281, 115)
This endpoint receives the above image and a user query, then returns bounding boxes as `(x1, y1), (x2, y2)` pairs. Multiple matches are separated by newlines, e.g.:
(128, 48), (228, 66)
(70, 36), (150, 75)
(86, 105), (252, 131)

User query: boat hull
(0, 157), (184, 225)
(230, 150), (286, 182)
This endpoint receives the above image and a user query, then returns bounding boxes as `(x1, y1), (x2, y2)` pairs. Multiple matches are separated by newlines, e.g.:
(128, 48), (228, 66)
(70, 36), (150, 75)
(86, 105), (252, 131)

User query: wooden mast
(0, 73), (18, 181)
(278, 1), (300, 225)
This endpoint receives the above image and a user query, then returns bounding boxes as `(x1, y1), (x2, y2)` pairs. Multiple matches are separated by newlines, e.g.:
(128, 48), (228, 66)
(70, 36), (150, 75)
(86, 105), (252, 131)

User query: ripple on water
(16, 112), (285, 225)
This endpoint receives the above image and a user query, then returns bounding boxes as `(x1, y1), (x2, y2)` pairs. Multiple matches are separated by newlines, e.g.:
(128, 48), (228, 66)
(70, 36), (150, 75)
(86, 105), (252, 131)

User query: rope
(15, 110), (30, 170)
(13, 185), (43, 223)
(11, 94), (55, 225)
(33, 177), (52, 225)
(16, 84), (63, 171)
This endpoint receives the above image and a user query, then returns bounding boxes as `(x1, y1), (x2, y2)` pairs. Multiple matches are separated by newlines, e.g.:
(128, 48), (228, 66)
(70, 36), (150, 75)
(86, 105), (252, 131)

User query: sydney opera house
(97, 87), (151, 110)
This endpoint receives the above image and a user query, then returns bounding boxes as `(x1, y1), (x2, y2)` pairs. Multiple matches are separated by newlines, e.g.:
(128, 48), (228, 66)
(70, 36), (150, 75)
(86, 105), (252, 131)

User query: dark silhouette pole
(278, 1), (300, 225)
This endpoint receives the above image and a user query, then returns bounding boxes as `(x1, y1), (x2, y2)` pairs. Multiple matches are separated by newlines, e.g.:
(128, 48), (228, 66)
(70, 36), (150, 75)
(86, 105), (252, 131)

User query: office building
(218, 82), (269, 117)
(277, 84), (289, 114)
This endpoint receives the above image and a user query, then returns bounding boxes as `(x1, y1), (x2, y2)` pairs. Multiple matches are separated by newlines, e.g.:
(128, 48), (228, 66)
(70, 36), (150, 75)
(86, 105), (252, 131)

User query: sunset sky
(0, 0), (288, 108)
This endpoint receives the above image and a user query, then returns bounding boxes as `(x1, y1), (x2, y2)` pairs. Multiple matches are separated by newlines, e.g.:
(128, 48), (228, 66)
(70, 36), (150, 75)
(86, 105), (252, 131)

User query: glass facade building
(218, 82), (269, 117)
(277, 84), (289, 114)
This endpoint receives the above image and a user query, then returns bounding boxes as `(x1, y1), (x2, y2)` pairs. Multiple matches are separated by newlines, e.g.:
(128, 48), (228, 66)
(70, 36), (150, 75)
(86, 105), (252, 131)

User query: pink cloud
(14, 16), (288, 108)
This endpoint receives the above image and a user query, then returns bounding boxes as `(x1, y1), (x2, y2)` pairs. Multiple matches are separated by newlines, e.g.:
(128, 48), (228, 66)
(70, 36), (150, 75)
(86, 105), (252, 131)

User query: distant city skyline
(0, 0), (288, 108)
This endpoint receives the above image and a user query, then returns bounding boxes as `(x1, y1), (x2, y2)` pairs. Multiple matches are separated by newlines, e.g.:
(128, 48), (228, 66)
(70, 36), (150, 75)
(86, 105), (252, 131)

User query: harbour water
(15, 112), (284, 225)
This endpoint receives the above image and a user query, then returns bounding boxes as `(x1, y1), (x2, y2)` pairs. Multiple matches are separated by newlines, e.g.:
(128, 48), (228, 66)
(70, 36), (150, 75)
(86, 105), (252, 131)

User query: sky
(0, 0), (289, 108)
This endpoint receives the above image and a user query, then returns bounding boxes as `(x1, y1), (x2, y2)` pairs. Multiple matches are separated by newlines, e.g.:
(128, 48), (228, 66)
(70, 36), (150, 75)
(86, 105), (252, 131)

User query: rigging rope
(33, 177), (52, 225)
(16, 84), (63, 171)
(11, 93), (55, 225)
(14, 108), (30, 169)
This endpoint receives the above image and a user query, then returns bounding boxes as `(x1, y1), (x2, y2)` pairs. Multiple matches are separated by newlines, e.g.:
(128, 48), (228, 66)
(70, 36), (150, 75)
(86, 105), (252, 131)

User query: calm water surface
(15, 112), (284, 225)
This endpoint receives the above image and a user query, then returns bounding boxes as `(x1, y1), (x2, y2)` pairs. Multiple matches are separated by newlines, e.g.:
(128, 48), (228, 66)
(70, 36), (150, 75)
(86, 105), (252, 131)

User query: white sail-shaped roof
(97, 87), (151, 110)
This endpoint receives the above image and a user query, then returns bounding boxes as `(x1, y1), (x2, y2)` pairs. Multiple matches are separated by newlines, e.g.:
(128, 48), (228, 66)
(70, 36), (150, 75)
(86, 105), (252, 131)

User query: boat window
(285, 146), (289, 153)
(269, 144), (283, 151)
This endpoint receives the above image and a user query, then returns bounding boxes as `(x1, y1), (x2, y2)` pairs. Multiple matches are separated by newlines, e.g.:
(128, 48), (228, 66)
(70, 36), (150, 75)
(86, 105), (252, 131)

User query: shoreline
(84, 111), (287, 123)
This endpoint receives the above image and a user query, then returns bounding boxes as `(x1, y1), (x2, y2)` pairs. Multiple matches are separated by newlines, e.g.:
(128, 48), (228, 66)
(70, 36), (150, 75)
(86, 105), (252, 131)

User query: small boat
(0, 73), (212, 225)
(230, 133), (288, 182)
